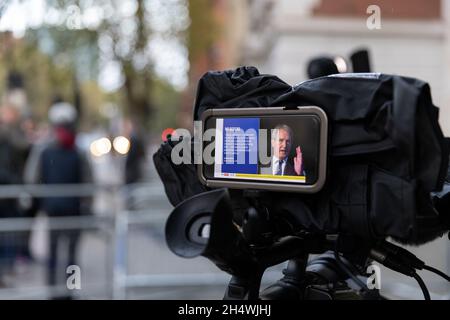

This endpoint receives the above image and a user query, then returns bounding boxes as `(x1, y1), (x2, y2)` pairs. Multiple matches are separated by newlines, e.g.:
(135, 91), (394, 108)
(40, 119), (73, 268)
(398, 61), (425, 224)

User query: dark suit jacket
(259, 158), (305, 176)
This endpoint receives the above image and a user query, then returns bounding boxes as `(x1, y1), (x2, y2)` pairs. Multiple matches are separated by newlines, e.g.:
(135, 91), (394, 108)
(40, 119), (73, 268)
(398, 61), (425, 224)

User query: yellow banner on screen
(234, 173), (306, 182)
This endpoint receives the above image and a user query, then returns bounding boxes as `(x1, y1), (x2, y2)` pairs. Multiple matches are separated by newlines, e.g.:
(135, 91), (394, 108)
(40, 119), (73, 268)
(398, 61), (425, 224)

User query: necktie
(275, 159), (283, 175)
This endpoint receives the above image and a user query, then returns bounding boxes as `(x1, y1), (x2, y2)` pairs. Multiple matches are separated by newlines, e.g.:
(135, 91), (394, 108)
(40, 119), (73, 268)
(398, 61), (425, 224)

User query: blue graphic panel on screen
(222, 118), (259, 174)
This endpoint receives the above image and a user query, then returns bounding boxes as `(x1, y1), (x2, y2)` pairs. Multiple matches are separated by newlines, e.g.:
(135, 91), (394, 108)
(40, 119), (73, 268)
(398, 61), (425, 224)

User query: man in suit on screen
(260, 124), (305, 177)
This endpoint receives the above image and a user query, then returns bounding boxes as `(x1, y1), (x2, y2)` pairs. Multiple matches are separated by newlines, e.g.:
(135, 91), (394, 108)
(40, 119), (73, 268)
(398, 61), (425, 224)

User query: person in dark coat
(24, 102), (91, 292)
(0, 103), (31, 284)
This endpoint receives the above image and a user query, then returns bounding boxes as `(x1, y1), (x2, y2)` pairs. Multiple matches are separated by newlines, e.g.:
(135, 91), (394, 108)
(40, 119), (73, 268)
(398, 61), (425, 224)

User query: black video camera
(155, 67), (450, 300)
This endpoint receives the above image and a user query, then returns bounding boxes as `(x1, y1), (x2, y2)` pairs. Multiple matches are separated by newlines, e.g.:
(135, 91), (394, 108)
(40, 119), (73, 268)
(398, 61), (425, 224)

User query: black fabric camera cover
(154, 66), (450, 245)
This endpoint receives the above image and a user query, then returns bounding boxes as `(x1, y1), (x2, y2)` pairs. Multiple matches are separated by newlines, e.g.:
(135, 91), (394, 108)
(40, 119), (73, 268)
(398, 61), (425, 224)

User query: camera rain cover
(155, 66), (449, 245)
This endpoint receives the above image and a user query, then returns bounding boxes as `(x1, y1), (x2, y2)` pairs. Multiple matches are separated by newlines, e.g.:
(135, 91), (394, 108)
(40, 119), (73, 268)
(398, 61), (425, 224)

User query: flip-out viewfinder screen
(199, 107), (327, 193)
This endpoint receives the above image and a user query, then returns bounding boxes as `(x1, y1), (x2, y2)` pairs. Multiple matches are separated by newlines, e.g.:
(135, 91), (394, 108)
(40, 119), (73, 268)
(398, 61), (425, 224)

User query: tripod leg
(223, 271), (264, 300)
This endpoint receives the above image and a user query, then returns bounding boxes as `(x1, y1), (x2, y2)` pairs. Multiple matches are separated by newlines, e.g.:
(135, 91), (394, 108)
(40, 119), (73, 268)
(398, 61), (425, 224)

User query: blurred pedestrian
(123, 118), (146, 185)
(0, 103), (31, 284)
(24, 101), (92, 297)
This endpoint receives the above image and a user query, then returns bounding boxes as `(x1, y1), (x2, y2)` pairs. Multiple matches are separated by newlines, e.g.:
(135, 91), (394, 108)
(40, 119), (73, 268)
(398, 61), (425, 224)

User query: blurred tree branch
(41, 0), (190, 131)
(1, 0), (212, 135)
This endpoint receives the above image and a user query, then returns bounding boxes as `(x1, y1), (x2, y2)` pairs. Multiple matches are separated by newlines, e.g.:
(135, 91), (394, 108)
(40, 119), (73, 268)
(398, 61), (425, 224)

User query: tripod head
(165, 187), (378, 299)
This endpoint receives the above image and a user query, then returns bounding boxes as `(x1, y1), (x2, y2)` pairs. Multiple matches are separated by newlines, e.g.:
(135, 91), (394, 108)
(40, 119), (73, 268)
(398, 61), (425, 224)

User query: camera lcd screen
(199, 107), (328, 193)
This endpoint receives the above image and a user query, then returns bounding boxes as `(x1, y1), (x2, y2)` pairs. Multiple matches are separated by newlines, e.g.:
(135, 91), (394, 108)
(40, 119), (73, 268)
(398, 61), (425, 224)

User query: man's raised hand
(294, 146), (303, 176)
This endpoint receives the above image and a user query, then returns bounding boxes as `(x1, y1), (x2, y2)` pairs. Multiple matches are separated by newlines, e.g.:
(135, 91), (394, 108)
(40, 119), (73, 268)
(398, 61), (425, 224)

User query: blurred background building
(0, 0), (448, 299)
(240, 0), (450, 299)
(233, 0), (450, 135)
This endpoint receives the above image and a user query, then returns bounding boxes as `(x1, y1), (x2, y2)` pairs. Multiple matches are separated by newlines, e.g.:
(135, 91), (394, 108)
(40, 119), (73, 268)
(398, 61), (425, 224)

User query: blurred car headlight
(90, 137), (112, 157)
(113, 136), (131, 155)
